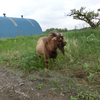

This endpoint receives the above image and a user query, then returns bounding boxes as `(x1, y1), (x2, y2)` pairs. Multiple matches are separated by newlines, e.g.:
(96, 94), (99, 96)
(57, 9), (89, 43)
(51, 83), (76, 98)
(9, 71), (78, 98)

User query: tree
(67, 7), (100, 29)
(44, 28), (68, 33)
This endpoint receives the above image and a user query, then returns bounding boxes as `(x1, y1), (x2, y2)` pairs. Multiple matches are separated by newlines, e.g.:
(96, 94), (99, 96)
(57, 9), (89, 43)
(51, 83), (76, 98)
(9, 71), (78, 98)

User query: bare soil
(0, 66), (69, 100)
(0, 66), (100, 100)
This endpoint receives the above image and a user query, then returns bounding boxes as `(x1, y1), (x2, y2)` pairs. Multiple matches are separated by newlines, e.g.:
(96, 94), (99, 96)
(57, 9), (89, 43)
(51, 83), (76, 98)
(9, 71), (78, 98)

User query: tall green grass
(65, 29), (100, 69)
(0, 34), (47, 71)
(63, 29), (100, 84)
(0, 29), (100, 83)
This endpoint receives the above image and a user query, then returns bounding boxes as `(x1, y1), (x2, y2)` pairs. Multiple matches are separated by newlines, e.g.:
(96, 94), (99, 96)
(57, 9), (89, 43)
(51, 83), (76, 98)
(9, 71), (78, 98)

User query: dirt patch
(0, 66), (100, 100)
(0, 67), (68, 100)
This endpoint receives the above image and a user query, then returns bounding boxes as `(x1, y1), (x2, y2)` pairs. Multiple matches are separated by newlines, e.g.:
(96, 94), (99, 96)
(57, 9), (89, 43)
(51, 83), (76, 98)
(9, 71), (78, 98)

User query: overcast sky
(0, 0), (100, 31)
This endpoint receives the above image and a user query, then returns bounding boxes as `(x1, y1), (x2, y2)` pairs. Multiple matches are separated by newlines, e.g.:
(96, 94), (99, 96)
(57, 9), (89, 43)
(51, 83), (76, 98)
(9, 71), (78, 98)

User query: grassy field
(0, 29), (100, 99)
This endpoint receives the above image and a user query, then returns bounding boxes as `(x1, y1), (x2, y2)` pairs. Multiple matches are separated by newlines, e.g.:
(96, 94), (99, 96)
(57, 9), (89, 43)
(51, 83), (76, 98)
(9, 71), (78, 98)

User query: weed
(28, 77), (37, 81)
(35, 83), (43, 89)
(76, 90), (99, 100)
(50, 79), (59, 87)
(70, 96), (77, 100)
(87, 73), (95, 83)
(50, 88), (57, 91)
(29, 77), (34, 81)
(39, 69), (52, 77)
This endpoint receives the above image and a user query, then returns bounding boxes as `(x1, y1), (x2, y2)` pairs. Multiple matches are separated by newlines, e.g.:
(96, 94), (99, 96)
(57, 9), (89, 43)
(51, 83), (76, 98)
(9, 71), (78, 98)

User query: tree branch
(67, 7), (100, 29)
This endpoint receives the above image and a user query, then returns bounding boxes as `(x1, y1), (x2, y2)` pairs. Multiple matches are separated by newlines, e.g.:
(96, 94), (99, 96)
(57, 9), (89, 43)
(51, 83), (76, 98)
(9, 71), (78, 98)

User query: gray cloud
(0, 0), (100, 31)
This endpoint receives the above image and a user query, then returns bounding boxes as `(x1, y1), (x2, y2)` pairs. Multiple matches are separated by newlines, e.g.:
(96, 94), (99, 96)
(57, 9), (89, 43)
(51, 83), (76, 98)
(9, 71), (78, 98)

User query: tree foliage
(44, 28), (68, 33)
(67, 7), (100, 29)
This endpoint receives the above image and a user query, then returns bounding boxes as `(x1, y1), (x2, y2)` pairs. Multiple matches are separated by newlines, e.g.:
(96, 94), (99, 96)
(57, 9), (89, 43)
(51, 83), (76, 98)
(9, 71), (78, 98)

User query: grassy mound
(0, 29), (100, 84)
